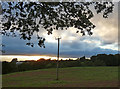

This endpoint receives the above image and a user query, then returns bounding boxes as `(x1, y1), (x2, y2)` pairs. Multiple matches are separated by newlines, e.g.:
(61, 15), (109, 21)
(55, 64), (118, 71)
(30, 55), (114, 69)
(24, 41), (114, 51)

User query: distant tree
(0, 2), (114, 47)
(46, 58), (51, 61)
(2, 61), (12, 74)
(2, 54), (119, 74)
(10, 58), (18, 72)
(68, 58), (73, 61)
(91, 55), (97, 61)
(80, 56), (86, 62)
(91, 54), (119, 66)
(11, 58), (18, 63)
(93, 59), (106, 66)
(114, 54), (119, 66)
(37, 58), (46, 61)
(107, 54), (117, 66)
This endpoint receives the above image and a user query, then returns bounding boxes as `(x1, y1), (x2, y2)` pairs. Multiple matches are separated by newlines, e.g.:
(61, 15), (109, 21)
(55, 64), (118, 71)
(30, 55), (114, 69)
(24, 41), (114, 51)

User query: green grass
(2, 66), (118, 87)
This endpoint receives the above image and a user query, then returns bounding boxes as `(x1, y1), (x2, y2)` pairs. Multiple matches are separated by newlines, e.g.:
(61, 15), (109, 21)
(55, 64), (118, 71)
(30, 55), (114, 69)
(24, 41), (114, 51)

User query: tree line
(2, 54), (119, 74)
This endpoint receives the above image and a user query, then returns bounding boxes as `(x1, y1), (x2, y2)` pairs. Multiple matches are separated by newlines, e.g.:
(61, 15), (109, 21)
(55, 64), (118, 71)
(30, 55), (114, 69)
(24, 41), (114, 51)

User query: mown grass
(2, 66), (118, 87)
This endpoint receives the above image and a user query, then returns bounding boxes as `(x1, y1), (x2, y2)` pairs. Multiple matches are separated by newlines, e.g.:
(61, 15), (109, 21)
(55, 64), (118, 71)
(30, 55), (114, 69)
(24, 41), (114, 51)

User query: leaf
(76, 31), (79, 33)
(26, 43), (30, 45)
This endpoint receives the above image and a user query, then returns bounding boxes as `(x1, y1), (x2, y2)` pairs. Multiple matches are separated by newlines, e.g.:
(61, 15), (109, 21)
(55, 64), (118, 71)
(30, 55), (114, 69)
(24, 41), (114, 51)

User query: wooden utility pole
(55, 37), (61, 80)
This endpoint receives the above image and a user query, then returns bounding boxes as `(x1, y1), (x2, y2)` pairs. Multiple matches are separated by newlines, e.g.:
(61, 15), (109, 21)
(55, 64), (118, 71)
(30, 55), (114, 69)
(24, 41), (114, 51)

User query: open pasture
(2, 67), (118, 87)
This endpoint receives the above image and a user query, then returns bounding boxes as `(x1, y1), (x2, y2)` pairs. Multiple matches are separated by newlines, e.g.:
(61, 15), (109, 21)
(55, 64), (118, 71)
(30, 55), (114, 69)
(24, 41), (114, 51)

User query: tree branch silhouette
(0, 2), (114, 47)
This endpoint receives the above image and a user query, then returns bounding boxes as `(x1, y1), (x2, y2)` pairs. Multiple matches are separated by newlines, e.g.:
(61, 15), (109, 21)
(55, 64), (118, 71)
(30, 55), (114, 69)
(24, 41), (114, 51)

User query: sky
(0, 2), (119, 61)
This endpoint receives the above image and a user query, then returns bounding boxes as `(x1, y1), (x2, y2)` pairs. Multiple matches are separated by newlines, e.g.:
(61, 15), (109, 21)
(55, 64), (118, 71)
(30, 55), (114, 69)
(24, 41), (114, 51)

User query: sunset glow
(0, 55), (76, 62)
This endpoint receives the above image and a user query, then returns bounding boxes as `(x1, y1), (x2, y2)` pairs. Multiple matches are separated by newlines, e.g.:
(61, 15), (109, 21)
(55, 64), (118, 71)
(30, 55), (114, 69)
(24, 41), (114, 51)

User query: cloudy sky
(1, 2), (119, 61)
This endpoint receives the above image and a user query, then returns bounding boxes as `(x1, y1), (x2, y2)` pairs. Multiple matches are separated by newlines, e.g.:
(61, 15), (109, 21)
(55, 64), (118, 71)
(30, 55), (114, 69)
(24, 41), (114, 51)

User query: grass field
(2, 67), (118, 87)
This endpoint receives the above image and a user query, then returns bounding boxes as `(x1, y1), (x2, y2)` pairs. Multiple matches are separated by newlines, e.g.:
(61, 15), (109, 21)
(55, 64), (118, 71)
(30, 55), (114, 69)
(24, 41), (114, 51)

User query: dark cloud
(2, 35), (118, 58)
(2, 36), (57, 56)
(60, 46), (118, 58)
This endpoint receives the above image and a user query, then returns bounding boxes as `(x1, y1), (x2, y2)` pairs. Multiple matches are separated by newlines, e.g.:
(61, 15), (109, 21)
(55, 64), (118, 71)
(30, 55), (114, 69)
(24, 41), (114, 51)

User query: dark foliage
(91, 54), (119, 66)
(0, 2), (114, 47)
(2, 54), (119, 74)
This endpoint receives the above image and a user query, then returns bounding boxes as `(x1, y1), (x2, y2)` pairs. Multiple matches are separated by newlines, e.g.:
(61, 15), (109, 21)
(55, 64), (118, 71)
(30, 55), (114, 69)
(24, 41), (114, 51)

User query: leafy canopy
(0, 2), (114, 47)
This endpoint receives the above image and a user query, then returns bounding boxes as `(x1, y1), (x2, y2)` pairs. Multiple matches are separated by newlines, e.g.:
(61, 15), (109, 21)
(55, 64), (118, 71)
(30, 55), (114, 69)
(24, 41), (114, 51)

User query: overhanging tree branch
(0, 2), (114, 47)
